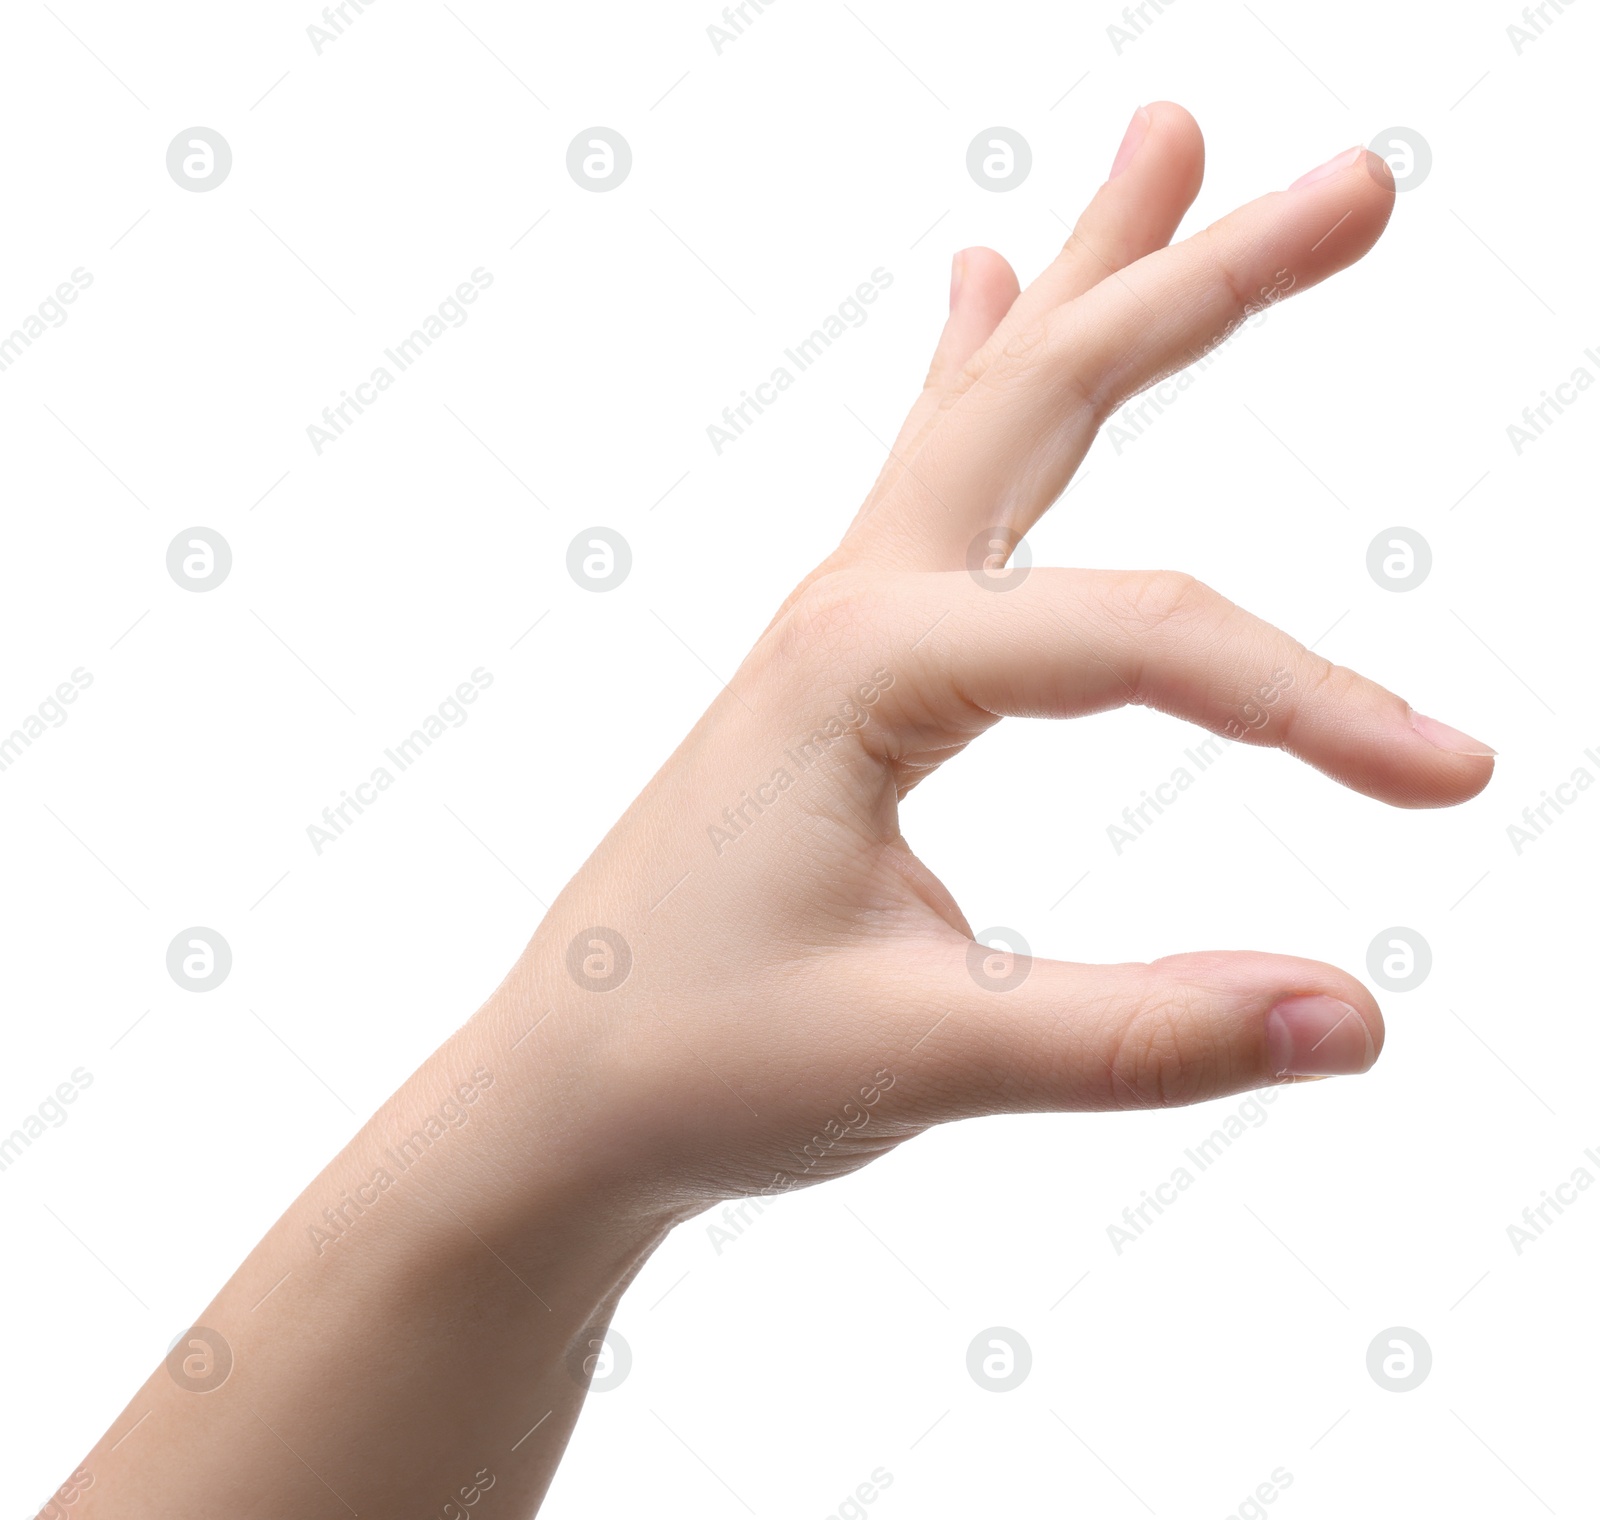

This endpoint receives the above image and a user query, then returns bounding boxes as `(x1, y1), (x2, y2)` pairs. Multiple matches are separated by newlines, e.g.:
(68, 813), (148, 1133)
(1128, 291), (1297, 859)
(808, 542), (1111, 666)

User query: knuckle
(1106, 991), (1215, 1109)
(761, 568), (895, 677)
(1109, 569), (1214, 637)
(992, 312), (1108, 420)
(1275, 653), (1350, 747)
(1196, 221), (1256, 322)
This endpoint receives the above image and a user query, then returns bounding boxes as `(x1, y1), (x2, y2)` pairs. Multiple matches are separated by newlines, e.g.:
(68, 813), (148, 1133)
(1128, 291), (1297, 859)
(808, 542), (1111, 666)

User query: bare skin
(56, 104), (1492, 1519)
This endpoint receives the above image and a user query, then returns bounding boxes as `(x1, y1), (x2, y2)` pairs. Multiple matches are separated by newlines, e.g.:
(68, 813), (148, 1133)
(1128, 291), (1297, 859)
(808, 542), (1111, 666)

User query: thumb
(888, 942), (1383, 1120)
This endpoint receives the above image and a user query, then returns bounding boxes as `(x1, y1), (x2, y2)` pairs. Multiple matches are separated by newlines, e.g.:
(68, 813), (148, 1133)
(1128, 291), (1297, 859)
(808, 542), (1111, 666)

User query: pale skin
(56, 103), (1493, 1518)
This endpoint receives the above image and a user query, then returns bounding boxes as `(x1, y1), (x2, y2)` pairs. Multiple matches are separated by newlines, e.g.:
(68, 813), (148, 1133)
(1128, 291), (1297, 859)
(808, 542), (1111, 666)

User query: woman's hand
(508, 103), (1490, 1208)
(73, 103), (1493, 1519)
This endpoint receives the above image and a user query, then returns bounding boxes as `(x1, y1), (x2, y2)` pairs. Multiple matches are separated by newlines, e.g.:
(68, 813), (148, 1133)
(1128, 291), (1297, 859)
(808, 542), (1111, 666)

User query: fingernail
(1266, 995), (1375, 1078)
(950, 249), (966, 310)
(1109, 106), (1150, 180)
(1288, 145), (1363, 191)
(1409, 708), (1496, 757)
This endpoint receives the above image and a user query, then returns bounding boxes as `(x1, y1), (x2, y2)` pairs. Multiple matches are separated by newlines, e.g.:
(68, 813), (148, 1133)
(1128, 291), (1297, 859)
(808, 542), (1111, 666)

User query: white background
(1, 1), (1595, 1515)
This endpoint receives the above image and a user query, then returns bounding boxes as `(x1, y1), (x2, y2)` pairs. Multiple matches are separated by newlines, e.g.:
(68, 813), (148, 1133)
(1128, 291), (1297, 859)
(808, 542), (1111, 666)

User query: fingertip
(1143, 100), (1205, 187)
(1107, 100), (1205, 201)
(927, 247), (1021, 387)
(1361, 146), (1398, 196)
(1362, 709), (1497, 810)
(952, 246), (1020, 308)
(946, 246), (1020, 334)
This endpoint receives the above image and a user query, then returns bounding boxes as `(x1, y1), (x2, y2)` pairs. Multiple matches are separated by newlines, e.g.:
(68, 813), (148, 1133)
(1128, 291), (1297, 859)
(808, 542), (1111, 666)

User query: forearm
(73, 960), (682, 1519)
